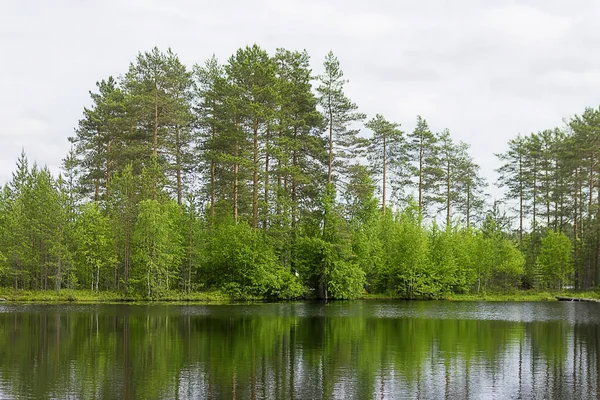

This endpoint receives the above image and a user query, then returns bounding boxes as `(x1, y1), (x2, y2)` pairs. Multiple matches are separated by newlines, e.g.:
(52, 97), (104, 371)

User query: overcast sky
(2, 0), (600, 202)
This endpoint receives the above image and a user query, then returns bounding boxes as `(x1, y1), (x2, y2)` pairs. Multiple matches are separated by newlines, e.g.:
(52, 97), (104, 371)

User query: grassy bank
(444, 291), (600, 302)
(0, 288), (234, 303)
(360, 290), (600, 302)
(1, 288), (599, 303)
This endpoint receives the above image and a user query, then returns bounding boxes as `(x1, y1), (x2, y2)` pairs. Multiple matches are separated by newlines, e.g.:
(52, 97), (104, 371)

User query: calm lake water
(0, 301), (598, 399)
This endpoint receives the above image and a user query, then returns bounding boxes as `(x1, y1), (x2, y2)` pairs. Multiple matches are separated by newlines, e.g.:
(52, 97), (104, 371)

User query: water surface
(0, 301), (598, 399)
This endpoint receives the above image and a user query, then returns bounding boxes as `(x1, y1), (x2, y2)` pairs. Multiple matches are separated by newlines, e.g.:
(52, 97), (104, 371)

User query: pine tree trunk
(106, 140), (111, 200)
(292, 128), (298, 228)
(234, 139), (239, 224)
(446, 160), (451, 227)
(466, 182), (471, 228)
(382, 132), (387, 215)
(263, 125), (270, 230)
(546, 169), (551, 228)
(153, 85), (158, 159)
(188, 229), (192, 293)
(327, 103), (333, 185)
(589, 157), (595, 221)
(176, 127), (182, 205)
(210, 156), (215, 222)
(579, 182), (584, 238)
(559, 186), (564, 232)
(124, 231), (131, 295)
(252, 119), (259, 228)
(56, 253), (62, 293)
(532, 167), (537, 232)
(596, 184), (600, 287)
(277, 158), (282, 218)
(419, 145), (423, 212)
(94, 180), (100, 203)
(519, 155), (523, 243)
(574, 167), (579, 282)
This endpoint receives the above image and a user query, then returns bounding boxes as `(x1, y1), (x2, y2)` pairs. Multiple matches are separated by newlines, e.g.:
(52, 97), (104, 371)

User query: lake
(0, 301), (598, 399)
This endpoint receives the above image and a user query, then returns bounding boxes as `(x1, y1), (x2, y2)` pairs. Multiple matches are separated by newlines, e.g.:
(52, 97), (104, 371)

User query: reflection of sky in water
(0, 302), (597, 399)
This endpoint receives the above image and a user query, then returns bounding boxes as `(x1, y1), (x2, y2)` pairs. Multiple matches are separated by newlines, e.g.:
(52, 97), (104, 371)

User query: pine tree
(70, 77), (127, 202)
(317, 51), (365, 187)
(496, 135), (530, 242)
(193, 55), (226, 222)
(365, 114), (405, 215)
(406, 116), (440, 217)
(454, 150), (487, 228)
(123, 47), (194, 204)
(271, 49), (325, 269)
(225, 45), (277, 228)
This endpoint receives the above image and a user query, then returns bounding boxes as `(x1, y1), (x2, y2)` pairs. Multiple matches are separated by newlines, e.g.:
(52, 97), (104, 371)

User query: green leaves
(132, 199), (183, 298)
(8, 44), (597, 298)
(75, 202), (116, 291)
(537, 230), (573, 290)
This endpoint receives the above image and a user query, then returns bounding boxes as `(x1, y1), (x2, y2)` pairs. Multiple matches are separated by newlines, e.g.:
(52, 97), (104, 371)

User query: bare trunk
(574, 167), (579, 275)
(187, 228), (192, 293)
(546, 169), (551, 228)
(532, 165), (537, 231)
(252, 119), (259, 229)
(153, 85), (158, 159)
(94, 180), (100, 203)
(210, 123), (216, 224)
(176, 127), (182, 205)
(114, 256), (118, 291)
(95, 264), (100, 293)
(446, 160), (451, 227)
(519, 155), (523, 243)
(234, 140), (239, 224)
(596, 184), (600, 287)
(106, 140), (111, 200)
(292, 128), (298, 228)
(263, 125), (270, 230)
(327, 104), (333, 185)
(56, 253), (62, 293)
(382, 132), (387, 215)
(559, 184), (564, 232)
(589, 157), (595, 221)
(124, 231), (131, 295)
(466, 182), (471, 228)
(418, 145), (423, 212)
(579, 181), (584, 238)
(277, 159), (282, 217)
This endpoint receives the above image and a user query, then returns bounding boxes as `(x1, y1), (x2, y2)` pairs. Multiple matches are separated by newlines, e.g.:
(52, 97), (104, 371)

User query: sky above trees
(2, 0), (600, 200)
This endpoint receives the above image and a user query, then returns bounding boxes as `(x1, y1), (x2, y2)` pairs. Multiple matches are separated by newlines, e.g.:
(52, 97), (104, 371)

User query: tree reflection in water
(0, 301), (597, 399)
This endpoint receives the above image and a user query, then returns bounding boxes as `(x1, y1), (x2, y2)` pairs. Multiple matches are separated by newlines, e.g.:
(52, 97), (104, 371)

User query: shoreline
(1, 289), (598, 304)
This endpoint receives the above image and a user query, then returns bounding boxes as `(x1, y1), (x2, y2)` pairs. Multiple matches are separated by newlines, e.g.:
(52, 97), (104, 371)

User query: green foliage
(200, 219), (304, 300)
(74, 202), (116, 291)
(4, 45), (597, 300)
(377, 204), (435, 298)
(490, 239), (525, 291)
(537, 230), (573, 290)
(294, 235), (364, 300)
(132, 200), (183, 298)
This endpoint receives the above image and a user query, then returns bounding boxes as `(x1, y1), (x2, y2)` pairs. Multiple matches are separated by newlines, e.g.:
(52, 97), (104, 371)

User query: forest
(0, 45), (596, 300)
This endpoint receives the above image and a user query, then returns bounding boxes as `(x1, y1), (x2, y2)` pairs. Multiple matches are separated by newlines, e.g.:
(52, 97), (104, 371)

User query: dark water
(0, 301), (598, 399)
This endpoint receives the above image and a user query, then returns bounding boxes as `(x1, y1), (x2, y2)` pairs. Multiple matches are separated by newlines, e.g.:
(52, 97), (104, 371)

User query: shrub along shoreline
(1, 289), (598, 303)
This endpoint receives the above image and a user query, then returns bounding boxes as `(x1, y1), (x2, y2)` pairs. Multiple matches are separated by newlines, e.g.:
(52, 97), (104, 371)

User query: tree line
(496, 109), (600, 290)
(0, 45), (585, 299)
